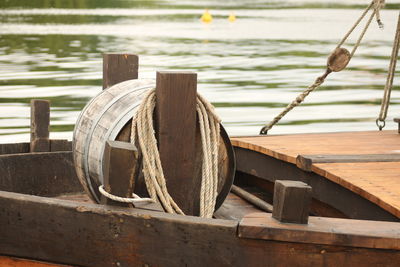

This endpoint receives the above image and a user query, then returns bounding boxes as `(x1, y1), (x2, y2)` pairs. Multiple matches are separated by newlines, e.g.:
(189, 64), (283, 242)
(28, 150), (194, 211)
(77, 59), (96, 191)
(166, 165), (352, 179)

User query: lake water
(1, 0), (400, 143)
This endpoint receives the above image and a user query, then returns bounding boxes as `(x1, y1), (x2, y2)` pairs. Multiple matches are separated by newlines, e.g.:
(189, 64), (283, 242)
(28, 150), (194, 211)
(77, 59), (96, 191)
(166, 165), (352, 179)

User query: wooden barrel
(73, 79), (235, 212)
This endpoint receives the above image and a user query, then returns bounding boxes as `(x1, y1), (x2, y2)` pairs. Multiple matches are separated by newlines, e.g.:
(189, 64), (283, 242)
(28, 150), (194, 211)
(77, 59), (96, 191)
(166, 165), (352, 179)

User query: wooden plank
(272, 180), (312, 224)
(239, 212), (400, 250)
(0, 152), (82, 196)
(0, 142), (30, 155)
(50, 140), (71, 152)
(214, 192), (264, 221)
(103, 53), (138, 89)
(232, 131), (400, 220)
(313, 162), (400, 219)
(297, 154), (400, 172)
(100, 140), (138, 207)
(30, 99), (50, 152)
(155, 71), (198, 215)
(234, 146), (399, 221)
(1, 191), (400, 267)
(232, 130), (400, 165)
(0, 255), (69, 267)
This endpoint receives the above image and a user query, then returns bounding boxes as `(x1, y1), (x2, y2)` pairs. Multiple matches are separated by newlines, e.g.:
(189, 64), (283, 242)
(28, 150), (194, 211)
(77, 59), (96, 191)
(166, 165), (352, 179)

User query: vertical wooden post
(394, 118), (400, 133)
(30, 99), (50, 152)
(155, 71), (198, 215)
(103, 54), (139, 89)
(101, 140), (138, 207)
(272, 180), (312, 224)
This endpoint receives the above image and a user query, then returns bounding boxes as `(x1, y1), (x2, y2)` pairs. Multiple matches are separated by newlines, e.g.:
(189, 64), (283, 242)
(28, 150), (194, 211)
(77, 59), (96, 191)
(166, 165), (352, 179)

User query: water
(1, 0), (400, 143)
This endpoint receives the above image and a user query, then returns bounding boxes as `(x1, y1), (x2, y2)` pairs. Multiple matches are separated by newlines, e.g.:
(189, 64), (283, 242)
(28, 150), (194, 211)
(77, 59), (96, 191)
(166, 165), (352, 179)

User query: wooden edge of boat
(232, 131), (400, 221)
(1, 189), (399, 267)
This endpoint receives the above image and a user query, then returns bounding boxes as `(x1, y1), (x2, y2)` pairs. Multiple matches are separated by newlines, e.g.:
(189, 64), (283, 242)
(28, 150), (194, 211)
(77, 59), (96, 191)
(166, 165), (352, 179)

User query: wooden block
(103, 54), (139, 89)
(394, 117), (400, 133)
(101, 140), (138, 207)
(272, 180), (311, 224)
(296, 154), (400, 172)
(155, 71), (198, 215)
(30, 99), (50, 152)
(50, 139), (72, 152)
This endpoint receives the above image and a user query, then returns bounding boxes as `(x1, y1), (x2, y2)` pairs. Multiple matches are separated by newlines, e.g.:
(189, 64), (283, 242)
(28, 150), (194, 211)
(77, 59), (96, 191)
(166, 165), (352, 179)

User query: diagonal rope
(260, 0), (385, 135)
(377, 12), (400, 130)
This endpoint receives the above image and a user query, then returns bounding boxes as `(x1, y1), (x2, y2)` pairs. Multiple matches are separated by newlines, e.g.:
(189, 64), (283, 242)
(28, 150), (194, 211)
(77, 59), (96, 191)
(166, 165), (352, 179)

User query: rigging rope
(260, 0), (385, 135)
(377, 12), (400, 130)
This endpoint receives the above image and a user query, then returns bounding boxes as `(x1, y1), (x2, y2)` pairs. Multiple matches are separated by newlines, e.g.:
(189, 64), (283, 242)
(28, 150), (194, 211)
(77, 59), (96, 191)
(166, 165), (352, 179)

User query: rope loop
(99, 185), (155, 204)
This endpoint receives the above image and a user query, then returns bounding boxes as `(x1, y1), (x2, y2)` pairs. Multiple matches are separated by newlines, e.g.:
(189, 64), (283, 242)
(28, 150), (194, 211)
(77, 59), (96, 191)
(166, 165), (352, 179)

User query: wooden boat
(0, 54), (399, 267)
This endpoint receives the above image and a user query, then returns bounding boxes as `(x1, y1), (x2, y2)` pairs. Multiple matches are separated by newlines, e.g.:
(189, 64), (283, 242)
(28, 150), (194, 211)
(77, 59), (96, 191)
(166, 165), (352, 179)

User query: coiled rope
(126, 89), (221, 218)
(260, 0), (385, 135)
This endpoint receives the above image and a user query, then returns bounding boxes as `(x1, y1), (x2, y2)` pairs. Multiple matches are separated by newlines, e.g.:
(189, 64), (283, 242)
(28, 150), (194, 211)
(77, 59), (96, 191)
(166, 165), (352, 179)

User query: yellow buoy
(228, 12), (236, 22)
(201, 9), (212, 23)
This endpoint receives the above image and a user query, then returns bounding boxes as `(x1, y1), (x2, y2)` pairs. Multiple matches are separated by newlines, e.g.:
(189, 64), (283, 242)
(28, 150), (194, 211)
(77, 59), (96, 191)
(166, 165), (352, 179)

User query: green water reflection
(1, 0), (400, 141)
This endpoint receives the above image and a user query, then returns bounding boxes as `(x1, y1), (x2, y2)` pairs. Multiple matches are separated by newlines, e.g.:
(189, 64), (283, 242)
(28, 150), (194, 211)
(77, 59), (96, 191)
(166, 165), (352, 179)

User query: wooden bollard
(103, 54), (139, 89)
(155, 71), (198, 215)
(272, 180), (312, 224)
(30, 99), (50, 152)
(101, 140), (139, 207)
(394, 117), (400, 133)
(101, 140), (164, 211)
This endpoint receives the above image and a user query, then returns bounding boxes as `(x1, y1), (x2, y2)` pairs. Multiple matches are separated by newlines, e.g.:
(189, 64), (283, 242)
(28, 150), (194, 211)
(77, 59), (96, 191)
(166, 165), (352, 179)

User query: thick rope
(260, 0), (384, 135)
(377, 11), (400, 130)
(129, 89), (221, 218)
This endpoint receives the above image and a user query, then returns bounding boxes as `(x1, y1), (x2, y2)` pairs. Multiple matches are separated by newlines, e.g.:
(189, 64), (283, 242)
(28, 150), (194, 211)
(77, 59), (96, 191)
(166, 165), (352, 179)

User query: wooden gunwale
(0, 190), (399, 267)
(0, 141), (399, 265)
(232, 130), (400, 219)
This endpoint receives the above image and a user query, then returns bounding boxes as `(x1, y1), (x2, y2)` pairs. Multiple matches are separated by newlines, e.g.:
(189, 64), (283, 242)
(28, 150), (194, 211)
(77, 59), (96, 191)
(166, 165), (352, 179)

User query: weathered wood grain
(30, 99), (50, 152)
(0, 142), (30, 155)
(239, 212), (400, 250)
(0, 152), (82, 196)
(155, 71), (198, 215)
(214, 192), (264, 221)
(272, 180), (312, 224)
(1, 191), (400, 266)
(103, 53), (138, 89)
(100, 140), (138, 207)
(50, 139), (71, 152)
(297, 153), (400, 172)
(0, 255), (69, 267)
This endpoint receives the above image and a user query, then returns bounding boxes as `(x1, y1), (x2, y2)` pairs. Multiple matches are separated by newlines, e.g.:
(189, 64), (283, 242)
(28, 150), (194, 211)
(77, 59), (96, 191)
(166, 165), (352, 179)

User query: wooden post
(394, 117), (400, 133)
(155, 71), (198, 215)
(272, 180), (312, 224)
(101, 140), (139, 207)
(30, 99), (50, 152)
(103, 53), (139, 89)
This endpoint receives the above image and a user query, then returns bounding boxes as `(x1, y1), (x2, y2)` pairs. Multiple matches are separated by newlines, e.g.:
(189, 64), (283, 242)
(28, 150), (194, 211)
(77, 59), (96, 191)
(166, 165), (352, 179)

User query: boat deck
(232, 130), (400, 218)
